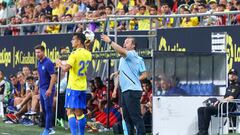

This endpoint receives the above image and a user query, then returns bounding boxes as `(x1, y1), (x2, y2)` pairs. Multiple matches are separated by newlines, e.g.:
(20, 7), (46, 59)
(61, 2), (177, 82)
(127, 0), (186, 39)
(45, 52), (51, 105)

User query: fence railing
(0, 11), (239, 36)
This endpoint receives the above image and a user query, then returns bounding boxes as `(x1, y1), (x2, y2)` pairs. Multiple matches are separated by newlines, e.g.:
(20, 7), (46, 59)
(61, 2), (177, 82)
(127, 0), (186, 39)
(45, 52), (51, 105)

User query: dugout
(151, 46), (228, 135)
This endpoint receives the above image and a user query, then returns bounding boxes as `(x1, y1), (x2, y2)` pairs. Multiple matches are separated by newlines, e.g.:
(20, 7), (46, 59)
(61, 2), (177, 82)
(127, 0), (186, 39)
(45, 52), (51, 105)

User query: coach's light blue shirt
(119, 50), (146, 92)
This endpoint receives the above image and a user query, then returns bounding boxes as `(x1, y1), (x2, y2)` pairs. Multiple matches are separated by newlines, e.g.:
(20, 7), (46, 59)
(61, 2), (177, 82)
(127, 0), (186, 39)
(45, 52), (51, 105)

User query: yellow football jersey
(67, 48), (92, 91)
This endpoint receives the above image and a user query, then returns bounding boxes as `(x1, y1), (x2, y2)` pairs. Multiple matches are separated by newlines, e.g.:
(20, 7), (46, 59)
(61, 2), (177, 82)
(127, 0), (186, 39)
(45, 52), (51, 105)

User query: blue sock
(122, 119), (129, 135)
(68, 114), (77, 135)
(77, 114), (86, 135)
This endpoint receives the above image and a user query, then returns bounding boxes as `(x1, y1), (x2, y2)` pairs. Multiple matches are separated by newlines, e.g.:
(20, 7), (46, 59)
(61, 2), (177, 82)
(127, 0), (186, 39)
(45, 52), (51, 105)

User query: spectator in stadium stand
(52, 0), (66, 17)
(65, 0), (79, 16)
(24, 4), (35, 20)
(40, 0), (52, 15)
(190, 4), (199, 14)
(33, 3), (43, 18)
(116, 0), (135, 13)
(160, 3), (174, 27)
(160, 0), (174, 10)
(208, 0), (218, 12)
(105, 5), (113, 15)
(136, 0), (156, 6)
(16, 0), (27, 17)
(236, 1), (240, 10)
(219, 0), (228, 5)
(226, 2), (235, 11)
(236, 14), (240, 25)
(87, 0), (99, 11)
(128, 6), (139, 30)
(97, 5), (105, 13)
(196, 69), (240, 135)
(44, 15), (61, 34)
(149, 5), (161, 29)
(22, 15), (36, 35)
(116, 8), (127, 30)
(137, 6), (150, 30)
(76, 0), (88, 12)
(177, 0), (195, 7)
(34, 14), (46, 33)
(215, 4), (227, 25)
(180, 8), (199, 27)
(198, 3), (217, 26)
(0, 1), (14, 24)
(73, 11), (84, 21)
(4, 17), (21, 36)
(97, 0), (105, 7)
(65, 14), (75, 33)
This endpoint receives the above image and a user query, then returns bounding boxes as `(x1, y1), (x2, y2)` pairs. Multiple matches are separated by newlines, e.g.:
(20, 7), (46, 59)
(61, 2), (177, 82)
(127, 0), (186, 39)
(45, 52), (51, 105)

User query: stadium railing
(0, 11), (239, 36)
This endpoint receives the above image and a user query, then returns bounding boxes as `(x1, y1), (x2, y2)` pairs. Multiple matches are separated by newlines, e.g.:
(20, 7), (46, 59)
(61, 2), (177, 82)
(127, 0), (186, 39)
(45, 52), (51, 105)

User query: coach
(35, 45), (56, 135)
(101, 34), (148, 135)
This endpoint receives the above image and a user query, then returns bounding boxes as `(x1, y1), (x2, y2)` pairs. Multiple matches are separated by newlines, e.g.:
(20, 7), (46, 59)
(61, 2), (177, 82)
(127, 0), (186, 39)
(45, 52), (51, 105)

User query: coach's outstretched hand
(101, 34), (111, 43)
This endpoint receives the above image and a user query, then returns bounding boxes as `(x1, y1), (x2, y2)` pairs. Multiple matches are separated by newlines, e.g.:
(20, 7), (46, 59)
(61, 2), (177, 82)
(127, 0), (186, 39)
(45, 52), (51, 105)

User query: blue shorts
(64, 88), (86, 109)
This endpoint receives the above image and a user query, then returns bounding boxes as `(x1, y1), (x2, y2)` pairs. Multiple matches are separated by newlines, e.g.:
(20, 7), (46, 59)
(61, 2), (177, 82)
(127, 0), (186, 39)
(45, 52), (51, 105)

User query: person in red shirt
(140, 79), (152, 115)
(94, 77), (107, 101)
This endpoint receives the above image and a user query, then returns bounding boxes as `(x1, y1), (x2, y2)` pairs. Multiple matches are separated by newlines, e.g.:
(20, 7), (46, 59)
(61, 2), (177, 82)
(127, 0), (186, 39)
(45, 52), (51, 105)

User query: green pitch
(1, 121), (240, 135)
(0, 121), (113, 135)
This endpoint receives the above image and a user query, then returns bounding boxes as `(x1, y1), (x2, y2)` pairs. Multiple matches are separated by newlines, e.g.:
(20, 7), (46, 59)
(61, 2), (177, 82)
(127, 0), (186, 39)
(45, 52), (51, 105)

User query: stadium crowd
(0, 0), (240, 35)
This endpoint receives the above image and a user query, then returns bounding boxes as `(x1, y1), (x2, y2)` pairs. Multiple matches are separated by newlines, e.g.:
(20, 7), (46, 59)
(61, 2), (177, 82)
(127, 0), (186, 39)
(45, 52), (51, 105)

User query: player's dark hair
(73, 33), (86, 45)
(34, 45), (45, 52)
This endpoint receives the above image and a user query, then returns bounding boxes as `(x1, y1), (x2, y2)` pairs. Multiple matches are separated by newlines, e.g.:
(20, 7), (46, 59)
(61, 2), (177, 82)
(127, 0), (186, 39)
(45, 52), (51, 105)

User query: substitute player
(56, 33), (92, 135)
(35, 45), (56, 135)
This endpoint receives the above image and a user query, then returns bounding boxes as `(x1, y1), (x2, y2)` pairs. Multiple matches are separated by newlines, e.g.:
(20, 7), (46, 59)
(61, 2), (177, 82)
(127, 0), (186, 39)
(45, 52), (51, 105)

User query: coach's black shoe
(196, 130), (208, 135)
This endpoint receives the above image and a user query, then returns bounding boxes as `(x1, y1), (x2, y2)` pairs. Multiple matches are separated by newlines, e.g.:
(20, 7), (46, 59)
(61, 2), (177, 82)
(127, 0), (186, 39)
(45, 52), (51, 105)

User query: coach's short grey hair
(127, 37), (137, 49)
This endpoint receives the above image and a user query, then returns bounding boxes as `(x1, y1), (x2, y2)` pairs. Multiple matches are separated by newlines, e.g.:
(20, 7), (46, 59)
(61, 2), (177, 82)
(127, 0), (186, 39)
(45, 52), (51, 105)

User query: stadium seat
(178, 83), (215, 96)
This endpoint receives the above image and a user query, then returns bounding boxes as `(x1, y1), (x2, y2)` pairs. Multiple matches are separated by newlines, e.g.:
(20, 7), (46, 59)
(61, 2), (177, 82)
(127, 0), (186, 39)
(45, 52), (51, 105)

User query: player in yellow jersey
(56, 33), (92, 135)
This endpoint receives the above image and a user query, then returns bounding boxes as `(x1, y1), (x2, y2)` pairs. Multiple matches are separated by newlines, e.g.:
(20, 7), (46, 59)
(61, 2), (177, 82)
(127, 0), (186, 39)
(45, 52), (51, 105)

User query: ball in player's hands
(83, 30), (95, 42)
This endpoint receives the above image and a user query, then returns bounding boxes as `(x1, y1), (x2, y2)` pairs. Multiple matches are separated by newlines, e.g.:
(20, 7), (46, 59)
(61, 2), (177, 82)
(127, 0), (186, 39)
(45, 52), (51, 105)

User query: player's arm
(45, 62), (57, 97)
(101, 34), (127, 57)
(57, 61), (72, 72)
(56, 52), (74, 72)
(48, 74), (57, 91)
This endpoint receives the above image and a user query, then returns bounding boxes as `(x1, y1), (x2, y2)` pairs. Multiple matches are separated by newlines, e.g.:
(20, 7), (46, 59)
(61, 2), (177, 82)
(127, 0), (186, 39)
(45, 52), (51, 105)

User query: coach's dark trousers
(121, 90), (146, 135)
